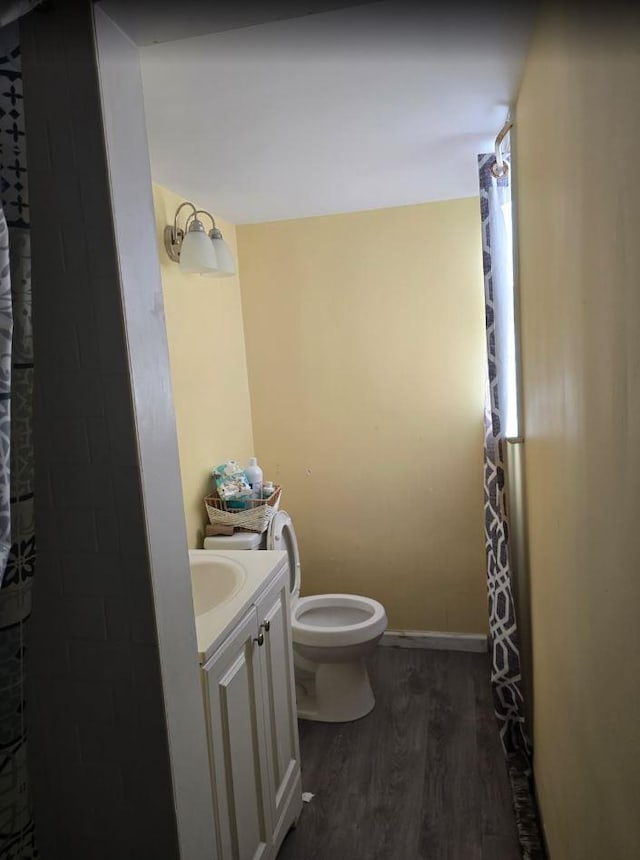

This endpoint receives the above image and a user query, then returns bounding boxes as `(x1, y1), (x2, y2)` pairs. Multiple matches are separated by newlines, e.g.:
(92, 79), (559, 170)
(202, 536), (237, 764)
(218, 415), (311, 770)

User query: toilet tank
(203, 532), (265, 551)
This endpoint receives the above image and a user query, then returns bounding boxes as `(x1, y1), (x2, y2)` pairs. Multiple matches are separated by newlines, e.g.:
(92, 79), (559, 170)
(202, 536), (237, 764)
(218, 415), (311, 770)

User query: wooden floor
(278, 647), (520, 860)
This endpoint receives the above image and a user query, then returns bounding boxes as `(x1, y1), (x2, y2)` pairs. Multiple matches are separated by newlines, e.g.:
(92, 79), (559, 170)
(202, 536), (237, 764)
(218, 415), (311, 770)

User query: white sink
(189, 549), (288, 661)
(189, 552), (247, 617)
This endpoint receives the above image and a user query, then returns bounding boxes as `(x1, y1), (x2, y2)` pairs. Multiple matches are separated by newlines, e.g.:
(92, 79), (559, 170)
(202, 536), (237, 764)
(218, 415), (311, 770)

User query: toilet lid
(267, 510), (301, 597)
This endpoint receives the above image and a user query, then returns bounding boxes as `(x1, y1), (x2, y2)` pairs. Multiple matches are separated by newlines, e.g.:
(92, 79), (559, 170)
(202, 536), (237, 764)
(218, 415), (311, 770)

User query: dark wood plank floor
(278, 647), (520, 860)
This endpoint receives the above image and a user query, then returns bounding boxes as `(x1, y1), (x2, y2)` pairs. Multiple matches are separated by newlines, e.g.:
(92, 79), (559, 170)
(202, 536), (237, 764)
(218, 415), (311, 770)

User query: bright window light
(500, 199), (520, 439)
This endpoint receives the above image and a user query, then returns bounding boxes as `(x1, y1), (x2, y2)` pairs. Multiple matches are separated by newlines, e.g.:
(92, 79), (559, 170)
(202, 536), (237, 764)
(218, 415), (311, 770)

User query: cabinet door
(255, 571), (301, 836)
(203, 609), (273, 860)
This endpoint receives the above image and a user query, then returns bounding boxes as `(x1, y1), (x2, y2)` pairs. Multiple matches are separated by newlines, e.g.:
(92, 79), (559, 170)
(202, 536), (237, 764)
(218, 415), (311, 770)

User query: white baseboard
(380, 629), (488, 653)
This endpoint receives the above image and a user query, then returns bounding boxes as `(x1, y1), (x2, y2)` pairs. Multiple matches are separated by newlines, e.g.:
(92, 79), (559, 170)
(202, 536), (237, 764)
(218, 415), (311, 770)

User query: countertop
(190, 549), (288, 663)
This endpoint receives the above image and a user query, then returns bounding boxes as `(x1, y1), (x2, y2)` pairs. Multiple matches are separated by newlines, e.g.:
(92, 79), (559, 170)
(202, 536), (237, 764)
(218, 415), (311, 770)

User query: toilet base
(295, 657), (375, 723)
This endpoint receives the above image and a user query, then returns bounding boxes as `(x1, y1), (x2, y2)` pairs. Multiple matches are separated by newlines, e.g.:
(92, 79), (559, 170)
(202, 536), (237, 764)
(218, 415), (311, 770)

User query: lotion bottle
(245, 457), (263, 499)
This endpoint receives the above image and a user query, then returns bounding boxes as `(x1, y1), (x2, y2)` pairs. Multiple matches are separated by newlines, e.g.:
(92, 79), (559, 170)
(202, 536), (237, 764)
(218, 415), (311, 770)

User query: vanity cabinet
(202, 565), (302, 860)
(255, 572), (301, 847)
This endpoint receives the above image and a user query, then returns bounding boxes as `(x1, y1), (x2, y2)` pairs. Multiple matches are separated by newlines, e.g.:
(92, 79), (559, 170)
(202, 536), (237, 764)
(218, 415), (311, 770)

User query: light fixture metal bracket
(164, 200), (199, 262)
(164, 225), (184, 262)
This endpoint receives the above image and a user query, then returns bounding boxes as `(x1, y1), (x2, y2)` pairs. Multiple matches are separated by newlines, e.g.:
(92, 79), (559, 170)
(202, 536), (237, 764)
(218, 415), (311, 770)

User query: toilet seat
(292, 594), (387, 648)
(267, 510), (301, 599)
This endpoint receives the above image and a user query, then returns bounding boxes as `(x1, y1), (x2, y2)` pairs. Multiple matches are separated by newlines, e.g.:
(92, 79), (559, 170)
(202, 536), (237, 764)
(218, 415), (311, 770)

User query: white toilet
(204, 510), (387, 722)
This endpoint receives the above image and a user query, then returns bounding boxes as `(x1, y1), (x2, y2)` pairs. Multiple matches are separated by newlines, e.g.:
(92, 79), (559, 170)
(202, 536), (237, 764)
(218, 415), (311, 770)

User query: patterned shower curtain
(478, 153), (544, 859)
(0, 19), (37, 860)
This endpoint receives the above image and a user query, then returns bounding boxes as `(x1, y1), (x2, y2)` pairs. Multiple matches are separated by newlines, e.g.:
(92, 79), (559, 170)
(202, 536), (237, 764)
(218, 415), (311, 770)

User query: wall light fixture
(164, 201), (236, 277)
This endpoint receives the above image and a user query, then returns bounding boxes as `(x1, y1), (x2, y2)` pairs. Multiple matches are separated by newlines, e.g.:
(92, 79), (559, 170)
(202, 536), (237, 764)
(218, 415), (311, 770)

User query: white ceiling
(114, 1), (536, 224)
(100, 1), (373, 46)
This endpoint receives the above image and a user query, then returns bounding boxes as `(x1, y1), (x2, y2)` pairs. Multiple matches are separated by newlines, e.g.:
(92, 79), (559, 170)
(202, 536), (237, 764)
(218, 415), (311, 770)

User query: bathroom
(0, 1), (639, 859)
(146, 4), (501, 854)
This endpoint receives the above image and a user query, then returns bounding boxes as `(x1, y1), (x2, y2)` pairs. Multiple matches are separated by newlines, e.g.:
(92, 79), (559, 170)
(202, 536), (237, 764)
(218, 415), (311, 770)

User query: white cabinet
(255, 573), (301, 848)
(204, 608), (273, 860)
(203, 565), (302, 860)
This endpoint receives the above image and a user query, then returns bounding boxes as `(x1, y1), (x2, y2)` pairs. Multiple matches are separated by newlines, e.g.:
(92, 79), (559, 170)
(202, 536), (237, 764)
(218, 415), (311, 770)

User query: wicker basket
(204, 486), (282, 534)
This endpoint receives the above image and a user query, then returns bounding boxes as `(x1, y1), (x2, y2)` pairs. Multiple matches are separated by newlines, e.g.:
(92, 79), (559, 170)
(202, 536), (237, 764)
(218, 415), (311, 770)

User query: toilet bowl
(203, 510), (387, 723)
(291, 593), (386, 722)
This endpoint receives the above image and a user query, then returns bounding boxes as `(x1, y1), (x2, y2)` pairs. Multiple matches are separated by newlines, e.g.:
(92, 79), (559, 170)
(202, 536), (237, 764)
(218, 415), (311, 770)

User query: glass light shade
(204, 228), (236, 277)
(179, 221), (219, 273)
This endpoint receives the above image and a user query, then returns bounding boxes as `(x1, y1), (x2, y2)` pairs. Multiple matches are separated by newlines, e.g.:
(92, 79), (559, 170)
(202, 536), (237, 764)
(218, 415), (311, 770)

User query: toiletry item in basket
(212, 460), (253, 509)
(262, 480), (274, 499)
(245, 457), (263, 499)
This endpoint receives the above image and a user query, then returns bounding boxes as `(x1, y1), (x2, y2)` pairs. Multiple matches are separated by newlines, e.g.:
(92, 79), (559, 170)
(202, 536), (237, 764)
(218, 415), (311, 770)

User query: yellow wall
(516, 6), (640, 857)
(238, 199), (487, 632)
(152, 184), (254, 547)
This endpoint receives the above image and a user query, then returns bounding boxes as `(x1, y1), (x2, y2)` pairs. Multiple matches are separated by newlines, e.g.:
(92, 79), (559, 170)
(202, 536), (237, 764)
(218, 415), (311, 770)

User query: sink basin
(189, 553), (247, 617)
